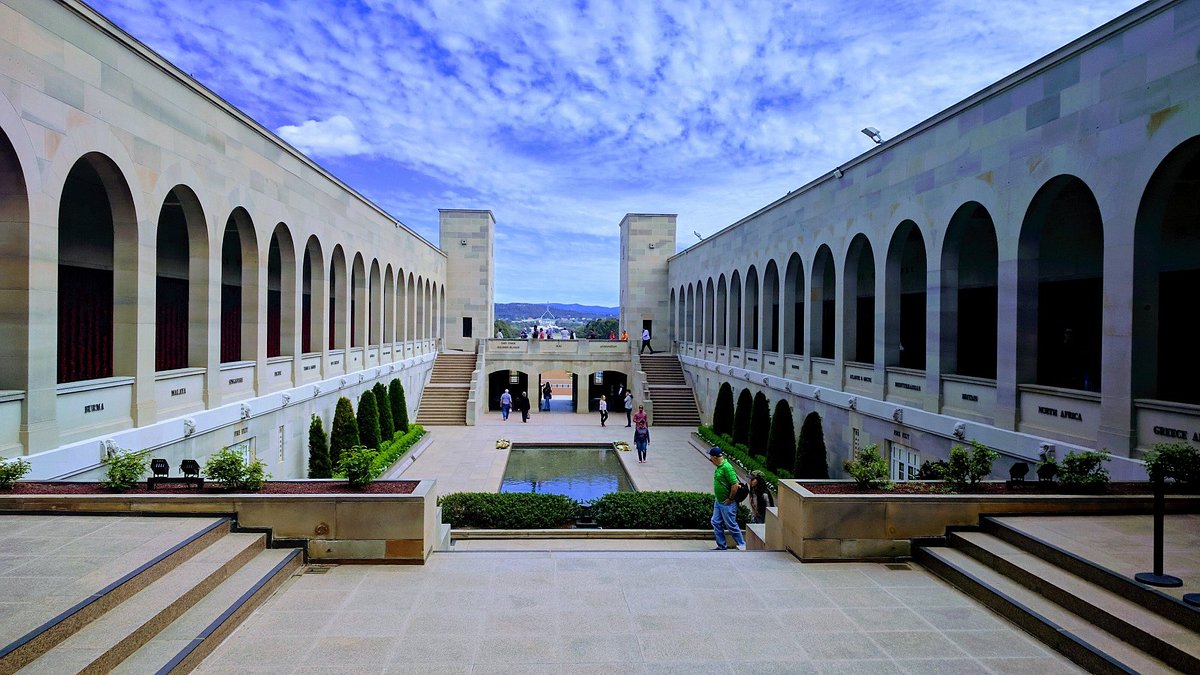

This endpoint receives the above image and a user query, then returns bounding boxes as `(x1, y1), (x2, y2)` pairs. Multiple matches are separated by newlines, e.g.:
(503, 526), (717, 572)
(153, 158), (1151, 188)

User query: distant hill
(495, 302), (618, 321)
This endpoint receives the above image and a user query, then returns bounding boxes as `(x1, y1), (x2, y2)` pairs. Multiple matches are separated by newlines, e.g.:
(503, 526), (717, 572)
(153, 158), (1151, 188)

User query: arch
(783, 253), (804, 355)
(940, 202), (998, 378)
(154, 185), (208, 371)
(704, 278), (715, 345)
(368, 259), (382, 346)
(267, 223), (296, 358)
(885, 221), (927, 369)
(0, 124), (31, 390)
(1017, 175), (1104, 390)
(685, 284), (695, 342)
(416, 275), (426, 340)
(329, 245), (348, 349)
(715, 274), (728, 347)
(1132, 136), (1200, 404)
(763, 260), (780, 352)
(843, 234), (875, 363)
(406, 272), (416, 343)
(810, 245), (836, 359)
(694, 280), (704, 344)
(730, 270), (743, 348)
(744, 265), (760, 350)
(668, 288), (677, 345)
(383, 265), (395, 344)
(218, 207), (259, 363)
(301, 236), (325, 354)
(676, 285), (686, 342)
(351, 253), (366, 348)
(57, 152), (138, 382)
(488, 369), (531, 411)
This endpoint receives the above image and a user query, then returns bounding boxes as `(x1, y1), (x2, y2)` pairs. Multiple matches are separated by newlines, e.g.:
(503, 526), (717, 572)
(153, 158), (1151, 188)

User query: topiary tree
(307, 413), (331, 478)
(732, 388), (754, 445)
(712, 382), (735, 437)
(358, 389), (382, 451)
(765, 399), (796, 474)
(795, 411), (829, 478)
(373, 382), (394, 442)
(749, 391), (771, 455)
(389, 379), (409, 433)
(329, 396), (359, 467)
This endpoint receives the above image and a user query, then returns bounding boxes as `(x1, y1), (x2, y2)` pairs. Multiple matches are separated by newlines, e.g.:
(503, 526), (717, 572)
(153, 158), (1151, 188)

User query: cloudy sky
(90, 0), (1142, 306)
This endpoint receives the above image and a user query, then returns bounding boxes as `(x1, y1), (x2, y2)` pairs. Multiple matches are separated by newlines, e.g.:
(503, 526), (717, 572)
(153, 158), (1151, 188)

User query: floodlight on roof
(861, 127), (883, 144)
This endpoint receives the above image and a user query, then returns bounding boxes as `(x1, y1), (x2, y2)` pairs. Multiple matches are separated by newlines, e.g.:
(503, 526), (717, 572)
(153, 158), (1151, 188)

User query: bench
(146, 458), (204, 490)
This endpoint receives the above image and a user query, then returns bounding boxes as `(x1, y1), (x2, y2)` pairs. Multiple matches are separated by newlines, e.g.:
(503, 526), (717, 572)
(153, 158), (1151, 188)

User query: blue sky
(90, 0), (1142, 306)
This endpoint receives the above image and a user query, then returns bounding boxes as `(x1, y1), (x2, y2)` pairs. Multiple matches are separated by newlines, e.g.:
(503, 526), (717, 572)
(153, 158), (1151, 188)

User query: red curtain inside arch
(58, 265), (113, 383)
(221, 284), (241, 362)
(156, 276), (188, 370)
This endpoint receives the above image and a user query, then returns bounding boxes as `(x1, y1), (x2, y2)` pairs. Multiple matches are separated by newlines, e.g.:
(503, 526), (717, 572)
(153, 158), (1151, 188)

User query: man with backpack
(707, 447), (746, 550)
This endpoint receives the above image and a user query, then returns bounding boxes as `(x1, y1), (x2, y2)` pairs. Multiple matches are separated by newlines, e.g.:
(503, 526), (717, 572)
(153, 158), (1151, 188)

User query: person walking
(632, 404), (648, 430)
(640, 328), (655, 354)
(599, 395), (608, 427)
(517, 391), (530, 423)
(620, 329), (628, 341)
(541, 381), (553, 412)
(624, 391), (634, 427)
(707, 447), (746, 550)
(633, 422), (650, 463)
(748, 471), (774, 524)
(499, 389), (512, 421)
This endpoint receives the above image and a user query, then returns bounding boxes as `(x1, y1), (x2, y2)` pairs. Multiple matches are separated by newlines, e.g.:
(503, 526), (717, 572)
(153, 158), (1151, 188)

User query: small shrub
(329, 396), (359, 466)
(373, 382), (395, 441)
(0, 456), (32, 490)
(592, 491), (749, 528)
(389, 379), (410, 434)
(339, 445), (377, 488)
(101, 450), (146, 492)
(944, 440), (999, 490)
(1059, 450), (1111, 492)
(732, 388), (754, 445)
(765, 399), (796, 475)
(712, 382), (735, 437)
(438, 492), (579, 528)
(1143, 442), (1200, 487)
(794, 411), (829, 479)
(749, 392), (771, 455)
(844, 443), (891, 489)
(307, 414), (332, 479)
(918, 460), (949, 480)
(358, 389), (382, 451)
(203, 447), (269, 492)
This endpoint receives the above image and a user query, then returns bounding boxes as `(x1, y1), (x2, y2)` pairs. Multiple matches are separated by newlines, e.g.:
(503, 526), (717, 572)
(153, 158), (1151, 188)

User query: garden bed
(798, 481), (1175, 496)
(5, 480), (419, 495)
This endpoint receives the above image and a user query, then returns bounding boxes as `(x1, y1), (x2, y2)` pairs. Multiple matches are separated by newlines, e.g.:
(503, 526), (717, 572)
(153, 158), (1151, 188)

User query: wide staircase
(915, 516), (1200, 674)
(0, 515), (302, 675)
(641, 354), (701, 426)
(415, 352), (475, 426)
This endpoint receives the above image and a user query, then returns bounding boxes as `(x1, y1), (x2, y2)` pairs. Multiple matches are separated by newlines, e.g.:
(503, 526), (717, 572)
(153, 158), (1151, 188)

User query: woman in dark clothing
(517, 391), (531, 422)
(748, 471), (774, 524)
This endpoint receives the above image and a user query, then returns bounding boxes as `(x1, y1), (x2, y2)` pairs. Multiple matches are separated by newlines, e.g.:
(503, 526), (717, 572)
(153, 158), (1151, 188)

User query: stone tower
(619, 214), (676, 351)
(440, 209), (495, 352)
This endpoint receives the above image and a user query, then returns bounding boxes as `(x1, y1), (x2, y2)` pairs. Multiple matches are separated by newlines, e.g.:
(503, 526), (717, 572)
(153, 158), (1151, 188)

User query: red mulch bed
(5, 481), (419, 496)
(799, 481), (1174, 496)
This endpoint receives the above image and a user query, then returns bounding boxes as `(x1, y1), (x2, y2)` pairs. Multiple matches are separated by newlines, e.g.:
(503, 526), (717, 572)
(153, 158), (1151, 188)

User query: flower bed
(5, 480), (419, 495)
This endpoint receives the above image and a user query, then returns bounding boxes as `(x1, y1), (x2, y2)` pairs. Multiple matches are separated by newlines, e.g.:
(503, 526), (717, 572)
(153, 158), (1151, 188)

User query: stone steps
(915, 517), (1200, 674)
(641, 355), (700, 425)
(416, 353), (475, 425)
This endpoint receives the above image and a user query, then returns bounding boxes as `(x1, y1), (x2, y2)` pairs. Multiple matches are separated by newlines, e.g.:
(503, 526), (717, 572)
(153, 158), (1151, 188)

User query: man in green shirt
(708, 447), (745, 550)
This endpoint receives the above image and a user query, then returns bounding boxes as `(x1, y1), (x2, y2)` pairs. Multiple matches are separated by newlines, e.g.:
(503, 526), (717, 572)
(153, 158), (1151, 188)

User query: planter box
(778, 480), (1200, 562)
(0, 480), (442, 564)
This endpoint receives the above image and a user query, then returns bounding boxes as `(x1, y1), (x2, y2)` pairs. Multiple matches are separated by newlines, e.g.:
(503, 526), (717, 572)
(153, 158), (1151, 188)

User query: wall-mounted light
(459, 239), (468, 246)
(648, 242), (656, 249)
(833, 167), (844, 179)
(861, 127), (883, 144)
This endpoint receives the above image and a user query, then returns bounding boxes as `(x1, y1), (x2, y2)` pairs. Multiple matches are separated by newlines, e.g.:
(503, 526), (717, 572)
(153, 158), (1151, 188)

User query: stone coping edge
(452, 529), (711, 539)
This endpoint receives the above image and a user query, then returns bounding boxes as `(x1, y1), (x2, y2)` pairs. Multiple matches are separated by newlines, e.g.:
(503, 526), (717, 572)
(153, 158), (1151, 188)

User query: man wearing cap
(707, 447), (746, 550)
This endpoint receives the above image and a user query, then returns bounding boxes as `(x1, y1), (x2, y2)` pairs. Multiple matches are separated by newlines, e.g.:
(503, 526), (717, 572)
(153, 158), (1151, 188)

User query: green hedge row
(438, 490), (748, 529)
(697, 425), (782, 493)
(333, 424), (426, 481)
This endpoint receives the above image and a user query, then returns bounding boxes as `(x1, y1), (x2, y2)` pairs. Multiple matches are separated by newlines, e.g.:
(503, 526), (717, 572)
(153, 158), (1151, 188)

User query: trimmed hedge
(795, 411), (829, 479)
(712, 382), (735, 437)
(749, 391), (771, 456)
(592, 491), (749, 528)
(697, 425), (783, 492)
(358, 389), (383, 451)
(765, 399), (795, 475)
(439, 492), (579, 528)
(333, 425), (426, 481)
(732, 388), (753, 445)
(373, 382), (394, 441)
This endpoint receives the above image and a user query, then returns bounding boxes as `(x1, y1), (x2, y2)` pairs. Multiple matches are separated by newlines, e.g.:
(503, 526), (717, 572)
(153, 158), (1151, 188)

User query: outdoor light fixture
(833, 168), (844, 179)
(861, 127), (883, 144)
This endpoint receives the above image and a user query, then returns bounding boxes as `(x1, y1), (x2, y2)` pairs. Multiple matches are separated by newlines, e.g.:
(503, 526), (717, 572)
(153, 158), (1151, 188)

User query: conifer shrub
(101, 449), (146, 492)
(373, 382), (394, 441)
(358, 389), (382, 451)
(389, 379), (409, 433)
(732, 388), (753, 445)
(329, 396), (359, 467)
(307, 413), (332, 478)
(795, 411), (829, 479)
(712, 382), (735, 437)
(765, 399), (796, 475)
(749, 391), (771, 455)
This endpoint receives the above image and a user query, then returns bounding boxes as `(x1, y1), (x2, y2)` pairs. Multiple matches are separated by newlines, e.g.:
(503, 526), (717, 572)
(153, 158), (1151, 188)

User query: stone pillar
(619, 214), (676, 353)
(440, 209), (494, 353)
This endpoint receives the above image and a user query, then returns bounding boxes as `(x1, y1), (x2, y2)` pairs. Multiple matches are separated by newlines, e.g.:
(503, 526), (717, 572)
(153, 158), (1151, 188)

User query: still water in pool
(500, 446), (634, 502)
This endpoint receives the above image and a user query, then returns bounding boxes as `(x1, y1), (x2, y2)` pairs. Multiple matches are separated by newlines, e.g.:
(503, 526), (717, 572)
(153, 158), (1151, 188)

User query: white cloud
(276, 115), (368, 157)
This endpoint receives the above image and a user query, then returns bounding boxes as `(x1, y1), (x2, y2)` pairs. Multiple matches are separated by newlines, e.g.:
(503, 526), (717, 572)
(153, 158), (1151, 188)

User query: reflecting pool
(499, 445), (634, 502)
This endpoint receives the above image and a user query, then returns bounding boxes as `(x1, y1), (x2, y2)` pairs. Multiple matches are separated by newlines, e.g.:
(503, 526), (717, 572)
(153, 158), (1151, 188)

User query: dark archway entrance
(488, 369), (529, 411)
(586, 370), (628, 412)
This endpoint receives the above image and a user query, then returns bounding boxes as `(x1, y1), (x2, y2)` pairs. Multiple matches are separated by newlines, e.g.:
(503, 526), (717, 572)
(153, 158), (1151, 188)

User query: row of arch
(672, 136), (1200, 405)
